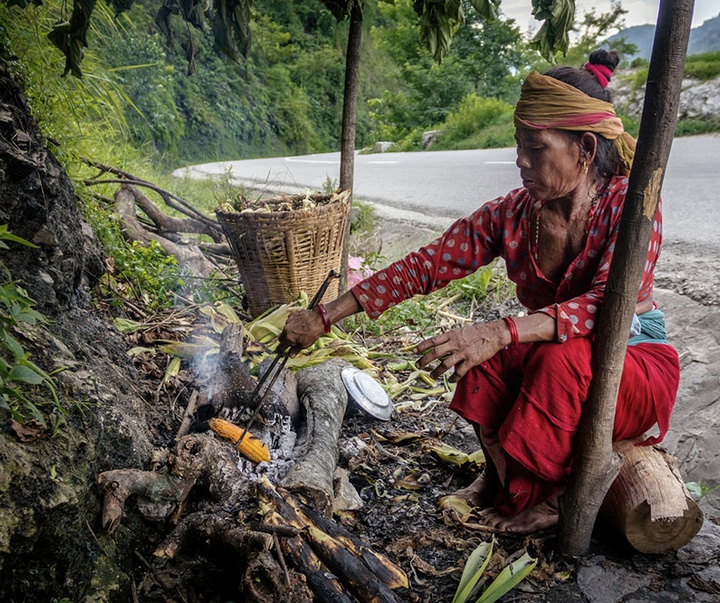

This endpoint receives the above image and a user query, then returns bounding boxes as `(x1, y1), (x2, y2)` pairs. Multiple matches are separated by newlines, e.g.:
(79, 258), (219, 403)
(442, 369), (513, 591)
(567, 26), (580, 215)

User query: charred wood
(257, 477), (408, 601)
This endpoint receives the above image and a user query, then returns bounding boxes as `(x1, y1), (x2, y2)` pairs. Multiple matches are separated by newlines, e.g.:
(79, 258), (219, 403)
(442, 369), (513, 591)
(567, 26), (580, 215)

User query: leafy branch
(0, 226), (61, 427)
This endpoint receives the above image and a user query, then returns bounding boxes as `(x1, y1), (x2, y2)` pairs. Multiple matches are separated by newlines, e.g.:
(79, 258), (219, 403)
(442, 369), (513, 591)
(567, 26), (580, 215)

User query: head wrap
(584, 62), (613, 88)
(514, 71), (636, 175)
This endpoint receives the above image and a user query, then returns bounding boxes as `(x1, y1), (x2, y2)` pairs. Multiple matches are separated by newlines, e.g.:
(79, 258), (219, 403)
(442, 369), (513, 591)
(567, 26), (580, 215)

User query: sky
(501, 0), (719, 33)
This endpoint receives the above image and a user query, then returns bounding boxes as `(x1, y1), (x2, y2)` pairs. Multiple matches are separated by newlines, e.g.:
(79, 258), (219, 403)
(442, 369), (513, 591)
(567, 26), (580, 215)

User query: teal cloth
(628, 309), (668, 346)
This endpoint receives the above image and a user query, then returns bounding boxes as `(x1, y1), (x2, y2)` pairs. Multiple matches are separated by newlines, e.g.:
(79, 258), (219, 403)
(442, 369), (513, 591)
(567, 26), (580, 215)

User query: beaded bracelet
(316, 303), (332, 334)
(502, 316), (519, 349)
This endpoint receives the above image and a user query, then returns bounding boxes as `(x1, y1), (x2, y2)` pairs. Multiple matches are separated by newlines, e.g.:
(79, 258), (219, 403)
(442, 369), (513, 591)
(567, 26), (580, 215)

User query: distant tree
(452, 2), (529, 102)
(564, 0), (639, 66)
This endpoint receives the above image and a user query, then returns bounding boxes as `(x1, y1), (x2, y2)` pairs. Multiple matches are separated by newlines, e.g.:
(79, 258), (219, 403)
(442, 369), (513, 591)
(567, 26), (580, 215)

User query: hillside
(609, 13), (720, 59)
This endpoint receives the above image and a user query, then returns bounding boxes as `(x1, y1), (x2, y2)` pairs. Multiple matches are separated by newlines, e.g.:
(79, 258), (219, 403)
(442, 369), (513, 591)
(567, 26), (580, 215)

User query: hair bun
(588, 49), (620, 74)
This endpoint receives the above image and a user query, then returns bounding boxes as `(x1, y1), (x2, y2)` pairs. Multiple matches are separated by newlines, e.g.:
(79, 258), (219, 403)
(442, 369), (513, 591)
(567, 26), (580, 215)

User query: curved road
(175, 134), (720, 247)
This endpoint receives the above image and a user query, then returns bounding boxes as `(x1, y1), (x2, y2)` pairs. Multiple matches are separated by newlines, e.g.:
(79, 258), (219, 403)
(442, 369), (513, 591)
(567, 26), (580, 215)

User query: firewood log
(265, 510), (353, 603)
(258, 355), (300, 424)
(209, 324), (299, 424)
(303, 524), (404, 603)
(299, 503), (408, 590)
(281, 359), (349, 514)
(208, 323), (257, 409)
(601, 439), (703, 553)
(257, 477), (408, 595)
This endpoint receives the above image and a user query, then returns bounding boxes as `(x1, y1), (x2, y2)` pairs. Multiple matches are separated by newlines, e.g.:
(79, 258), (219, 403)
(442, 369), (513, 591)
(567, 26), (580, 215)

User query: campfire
(97, 306), (409, 602)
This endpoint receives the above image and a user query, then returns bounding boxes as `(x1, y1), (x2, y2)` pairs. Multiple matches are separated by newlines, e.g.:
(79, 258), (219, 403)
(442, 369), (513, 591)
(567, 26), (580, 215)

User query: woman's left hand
(415, 322), (508, 381)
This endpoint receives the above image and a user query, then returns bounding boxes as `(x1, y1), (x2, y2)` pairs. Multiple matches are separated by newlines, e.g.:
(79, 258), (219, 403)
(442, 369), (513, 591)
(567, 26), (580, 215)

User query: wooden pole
(338, 1), (363, 293)
(557, 0), (695, 556)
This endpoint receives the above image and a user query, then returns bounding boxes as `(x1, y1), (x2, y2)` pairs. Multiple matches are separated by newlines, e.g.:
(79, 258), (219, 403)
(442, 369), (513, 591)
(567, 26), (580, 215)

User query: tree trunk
(339, 1), (361, 195)
(557, 0), (695, 556)
(338, 0), (363, 293)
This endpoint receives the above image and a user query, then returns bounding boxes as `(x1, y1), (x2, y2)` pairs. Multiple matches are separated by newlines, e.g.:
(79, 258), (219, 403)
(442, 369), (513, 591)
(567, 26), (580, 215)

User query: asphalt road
(175, 134), (720, 248)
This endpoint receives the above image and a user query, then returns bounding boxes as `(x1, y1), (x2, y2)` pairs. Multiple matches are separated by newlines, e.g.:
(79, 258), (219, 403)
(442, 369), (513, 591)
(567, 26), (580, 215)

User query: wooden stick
(176, 390), (199, 439)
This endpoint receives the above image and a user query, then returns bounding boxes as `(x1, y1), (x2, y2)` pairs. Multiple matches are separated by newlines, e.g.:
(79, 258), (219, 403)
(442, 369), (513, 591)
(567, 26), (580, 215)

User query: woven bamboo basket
(216, 191), (351, 317)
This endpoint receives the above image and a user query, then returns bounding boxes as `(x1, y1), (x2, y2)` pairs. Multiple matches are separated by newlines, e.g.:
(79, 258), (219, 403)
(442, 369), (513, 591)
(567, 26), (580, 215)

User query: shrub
(683, 60), (720, 81)
(675, 118), (720, 137)
(434, 95), (514, 150)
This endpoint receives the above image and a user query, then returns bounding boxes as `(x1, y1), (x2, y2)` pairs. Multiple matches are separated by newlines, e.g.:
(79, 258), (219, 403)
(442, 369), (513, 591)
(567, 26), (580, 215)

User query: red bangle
(503, 316), (519, 349)
(316, 304), (332, 334)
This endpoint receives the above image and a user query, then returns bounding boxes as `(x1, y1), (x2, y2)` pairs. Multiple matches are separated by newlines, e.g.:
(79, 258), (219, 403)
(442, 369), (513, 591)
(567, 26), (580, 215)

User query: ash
(227, 409), (299, 483)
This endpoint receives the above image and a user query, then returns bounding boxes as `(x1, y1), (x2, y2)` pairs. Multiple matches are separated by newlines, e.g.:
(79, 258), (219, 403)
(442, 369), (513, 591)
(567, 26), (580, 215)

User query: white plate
(341, 367), (393, 421)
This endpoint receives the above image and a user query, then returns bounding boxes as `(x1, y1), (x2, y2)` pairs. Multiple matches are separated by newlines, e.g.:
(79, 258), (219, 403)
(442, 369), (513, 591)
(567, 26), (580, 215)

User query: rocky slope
(613, 75), (720, 121)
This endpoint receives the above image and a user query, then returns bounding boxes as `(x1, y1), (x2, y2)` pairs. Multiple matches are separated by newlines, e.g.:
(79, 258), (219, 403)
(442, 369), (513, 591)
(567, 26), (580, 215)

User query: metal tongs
(236, 269), (341, 446)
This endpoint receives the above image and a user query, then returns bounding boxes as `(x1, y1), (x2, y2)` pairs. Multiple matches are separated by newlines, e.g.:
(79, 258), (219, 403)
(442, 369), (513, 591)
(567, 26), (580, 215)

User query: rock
(422, 130), (441, 149)
(613, 75), (720, 121)
(677, 518), (720, 563)
(373, 141), (396, 153)
(653, 286), (720, 512)
(577, 560), (653, 603)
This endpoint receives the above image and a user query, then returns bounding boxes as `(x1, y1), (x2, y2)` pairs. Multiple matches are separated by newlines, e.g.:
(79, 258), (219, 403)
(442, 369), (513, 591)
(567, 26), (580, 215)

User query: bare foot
(438, 470), (500, 517)
(452, 470), (499, 508)
(474, 499), (559, 534)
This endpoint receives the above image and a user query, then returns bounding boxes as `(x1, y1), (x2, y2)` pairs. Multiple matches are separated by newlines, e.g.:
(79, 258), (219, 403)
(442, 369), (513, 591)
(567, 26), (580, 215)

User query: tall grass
(0, 2), (146, 170)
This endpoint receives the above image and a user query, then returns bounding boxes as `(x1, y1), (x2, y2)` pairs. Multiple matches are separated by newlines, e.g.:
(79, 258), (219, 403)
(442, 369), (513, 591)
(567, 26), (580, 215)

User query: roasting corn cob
(208, 417), (271, 463)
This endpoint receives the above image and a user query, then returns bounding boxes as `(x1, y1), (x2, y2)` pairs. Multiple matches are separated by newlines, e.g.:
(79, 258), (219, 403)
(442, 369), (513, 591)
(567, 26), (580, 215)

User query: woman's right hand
(281, 291), (363, 352)
(281, 308), (326, 351)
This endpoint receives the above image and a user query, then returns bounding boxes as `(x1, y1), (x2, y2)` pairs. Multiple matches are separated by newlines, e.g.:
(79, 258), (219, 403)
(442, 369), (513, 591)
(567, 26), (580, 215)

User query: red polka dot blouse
(351, 176), (662, 343)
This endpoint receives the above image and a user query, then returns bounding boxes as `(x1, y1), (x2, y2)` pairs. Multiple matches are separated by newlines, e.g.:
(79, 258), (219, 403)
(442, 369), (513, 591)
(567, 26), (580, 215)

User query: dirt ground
(106, 287), (719, 603)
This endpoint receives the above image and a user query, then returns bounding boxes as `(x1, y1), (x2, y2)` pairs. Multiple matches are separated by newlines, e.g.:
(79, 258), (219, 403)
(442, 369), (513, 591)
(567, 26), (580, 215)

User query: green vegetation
(452, 539), (537, 603)
(0, 227), (62, 429)
(2, 0), (718, 320)
(684, 50), (720, 80)
(346, 260), (514, 339)
(428, 96), (516, 151)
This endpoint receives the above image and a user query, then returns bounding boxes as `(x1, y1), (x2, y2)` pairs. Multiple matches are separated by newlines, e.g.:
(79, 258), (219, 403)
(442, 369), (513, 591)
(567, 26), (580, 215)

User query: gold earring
(582, 160), (588, 174)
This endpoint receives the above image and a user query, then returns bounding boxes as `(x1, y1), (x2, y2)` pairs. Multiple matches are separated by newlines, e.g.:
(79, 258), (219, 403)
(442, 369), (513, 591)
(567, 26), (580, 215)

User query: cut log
(258, 355), (300, 425)
(281, 359), (349, 514)
(208, 324), (300, 425)
(601, 440), (704, 554)
(300, 503), (408, 590)
(266, 511), (352, 603)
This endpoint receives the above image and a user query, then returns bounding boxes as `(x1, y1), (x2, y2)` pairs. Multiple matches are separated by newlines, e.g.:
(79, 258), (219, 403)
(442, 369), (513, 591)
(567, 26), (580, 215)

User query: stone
(373, 141), (396, 153)
(422, 130), (441, 149)
(577, 562), (653, 603)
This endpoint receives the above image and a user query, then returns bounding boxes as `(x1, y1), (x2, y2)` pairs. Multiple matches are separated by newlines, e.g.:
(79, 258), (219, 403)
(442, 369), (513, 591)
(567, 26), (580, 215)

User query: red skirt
(448, 338), (680, 515)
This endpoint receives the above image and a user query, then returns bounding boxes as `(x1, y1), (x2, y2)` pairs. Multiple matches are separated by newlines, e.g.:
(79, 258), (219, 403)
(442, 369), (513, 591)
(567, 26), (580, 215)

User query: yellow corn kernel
(208, 417), (271, 464)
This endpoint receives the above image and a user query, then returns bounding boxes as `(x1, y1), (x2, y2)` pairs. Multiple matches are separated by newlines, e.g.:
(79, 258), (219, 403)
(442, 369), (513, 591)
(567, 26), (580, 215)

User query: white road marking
(284, 157), (339, 164)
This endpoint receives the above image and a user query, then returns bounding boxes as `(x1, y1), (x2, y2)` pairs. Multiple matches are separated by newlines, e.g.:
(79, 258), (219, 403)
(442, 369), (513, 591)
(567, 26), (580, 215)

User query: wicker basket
(216, 191), (351, 317)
